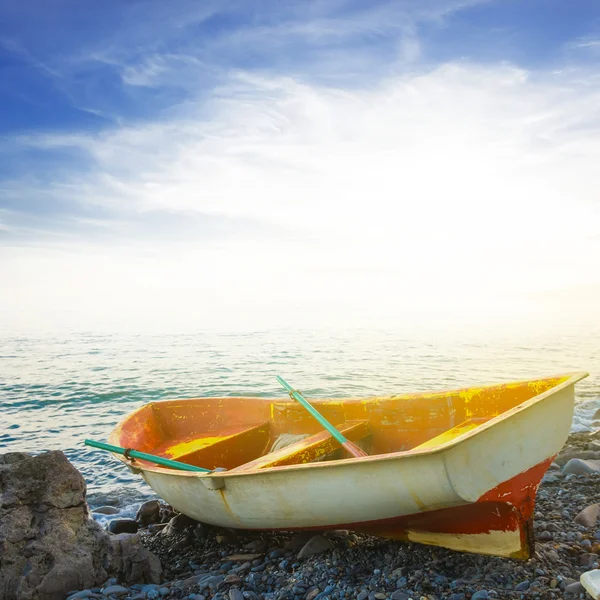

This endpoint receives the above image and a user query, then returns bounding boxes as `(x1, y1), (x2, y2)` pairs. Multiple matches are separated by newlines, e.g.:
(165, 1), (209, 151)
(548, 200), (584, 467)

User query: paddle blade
(343, 440), (369, 458)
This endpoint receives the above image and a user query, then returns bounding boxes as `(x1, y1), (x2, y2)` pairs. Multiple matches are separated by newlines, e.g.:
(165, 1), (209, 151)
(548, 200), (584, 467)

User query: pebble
(101, 585), (129, 596)
(515, 580), (530, 591)
(66, 591), (94, 599)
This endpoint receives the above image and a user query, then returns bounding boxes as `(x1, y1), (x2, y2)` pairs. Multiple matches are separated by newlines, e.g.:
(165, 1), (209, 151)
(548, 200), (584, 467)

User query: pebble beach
(62, 430), (600, 600)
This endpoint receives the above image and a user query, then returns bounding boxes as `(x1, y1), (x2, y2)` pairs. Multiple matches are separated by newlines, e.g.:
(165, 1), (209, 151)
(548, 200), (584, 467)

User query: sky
(1, 0), (600, 334)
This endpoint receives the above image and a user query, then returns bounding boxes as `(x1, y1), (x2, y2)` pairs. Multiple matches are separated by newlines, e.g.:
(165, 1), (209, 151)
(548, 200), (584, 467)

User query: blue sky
(1, 0), (600, 331)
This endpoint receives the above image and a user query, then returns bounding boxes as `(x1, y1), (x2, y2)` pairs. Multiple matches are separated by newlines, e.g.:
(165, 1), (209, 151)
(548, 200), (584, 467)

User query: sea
(2, 325), (599, 525)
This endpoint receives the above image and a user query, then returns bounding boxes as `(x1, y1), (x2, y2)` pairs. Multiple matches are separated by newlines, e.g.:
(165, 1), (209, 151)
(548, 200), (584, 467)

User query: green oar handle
(84, 439), (211, 473)
(276, 375), (349, 446)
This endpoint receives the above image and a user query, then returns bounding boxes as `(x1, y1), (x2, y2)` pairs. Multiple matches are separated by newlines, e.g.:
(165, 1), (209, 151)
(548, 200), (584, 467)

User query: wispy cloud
(1, 0), (600, 331)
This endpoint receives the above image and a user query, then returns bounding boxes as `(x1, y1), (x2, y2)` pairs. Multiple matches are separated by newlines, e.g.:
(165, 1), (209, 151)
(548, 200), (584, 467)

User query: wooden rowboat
(107, 372), (588, 558)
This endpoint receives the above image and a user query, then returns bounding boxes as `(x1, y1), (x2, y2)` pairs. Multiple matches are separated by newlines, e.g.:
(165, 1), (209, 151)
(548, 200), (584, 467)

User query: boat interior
(110, 375), (568, 472)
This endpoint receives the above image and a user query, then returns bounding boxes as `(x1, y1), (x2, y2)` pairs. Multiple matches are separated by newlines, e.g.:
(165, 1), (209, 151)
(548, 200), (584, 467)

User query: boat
(103, 372), (588, 559)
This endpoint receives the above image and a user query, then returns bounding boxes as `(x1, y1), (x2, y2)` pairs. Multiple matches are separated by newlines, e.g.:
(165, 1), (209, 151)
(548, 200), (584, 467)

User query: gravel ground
(66, 432), (600, 600)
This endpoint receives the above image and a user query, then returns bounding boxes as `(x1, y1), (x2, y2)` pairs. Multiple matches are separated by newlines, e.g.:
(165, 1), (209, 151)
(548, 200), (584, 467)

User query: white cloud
(3, 56), (600, 332)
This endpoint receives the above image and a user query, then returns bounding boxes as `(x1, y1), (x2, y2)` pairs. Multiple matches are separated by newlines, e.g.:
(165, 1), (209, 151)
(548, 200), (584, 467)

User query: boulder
(562, 458), (600, 476)
(108, 519), (139, 534)
(297, 534), (334, 559)
(556, 450), (600, 467)
(135, 500), (161, 526)
(575, 504), (600, 528)
(161, 512), (197, 536)
(0, 450), (161, 600)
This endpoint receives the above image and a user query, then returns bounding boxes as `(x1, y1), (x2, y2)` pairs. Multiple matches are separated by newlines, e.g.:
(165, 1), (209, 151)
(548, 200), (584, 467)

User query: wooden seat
(412, 418), (487, 451)
(230, 420), (371, 472)
(153, 422), (271, 470)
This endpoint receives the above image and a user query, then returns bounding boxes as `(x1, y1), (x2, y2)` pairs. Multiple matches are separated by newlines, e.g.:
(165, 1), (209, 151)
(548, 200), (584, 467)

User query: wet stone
(107, 519), (139, 534)
(93, 506), (120, 515)
(515, 580), (530, 591)
(102, 585), (130, 596)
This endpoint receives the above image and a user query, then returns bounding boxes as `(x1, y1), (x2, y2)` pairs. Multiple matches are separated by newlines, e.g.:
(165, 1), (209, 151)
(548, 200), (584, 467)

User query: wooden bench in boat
(230, 420), (371, 472)
(412, 417), (487, 451)
(153, 422), (272, 471)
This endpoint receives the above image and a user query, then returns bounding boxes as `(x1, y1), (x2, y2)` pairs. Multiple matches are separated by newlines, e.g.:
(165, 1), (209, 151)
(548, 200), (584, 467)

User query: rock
(225, 553), (263, 562)
(565, 581), (585, 595)
(542, 473), (562, 485)
(224, 574), (241, 584)
(135, 500), (162, 526)
(285, 532), (315, 551)
(471, 592), (488, 600)
(390, 593), (410, 600)
(229, 590), (244, 600)
(562, 458), (600, 475)
(244, 539), (267, 552)
(581, 553), (599, 566)
(0, 450), (162, 600)
(93, 506), (120, 515)
(102, 585), (129, 596)
(556, 450), (600, 467)
(297, 535), (334, 559)
(306, 588), (320, 600)
(194, 523), (207, 540)
(162, 513), (198, 535)
(515, 580), (530, 591)
(108, 519), (139, 534)
(357, 592), (368, 600)
(66, 591), (94, 599)
(537, 531), (553, 541)
(575, 504), (600, 528)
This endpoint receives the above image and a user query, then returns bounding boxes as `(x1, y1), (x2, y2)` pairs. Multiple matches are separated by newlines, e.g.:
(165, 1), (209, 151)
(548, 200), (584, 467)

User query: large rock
(0, 451), (161, 600)
(297, 534), (334, 559)
(135, 500), (161, 526)
(562, 458), (600, 476)
(575, 504), (600, 528)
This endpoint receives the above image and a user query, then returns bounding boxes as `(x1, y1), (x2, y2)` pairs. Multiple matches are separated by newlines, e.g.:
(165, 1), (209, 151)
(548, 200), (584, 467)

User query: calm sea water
(2, 327), (599, 512)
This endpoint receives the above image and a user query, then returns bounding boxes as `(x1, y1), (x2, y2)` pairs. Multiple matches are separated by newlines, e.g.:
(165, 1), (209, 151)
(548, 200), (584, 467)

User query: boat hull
(125, 376), (582, 558)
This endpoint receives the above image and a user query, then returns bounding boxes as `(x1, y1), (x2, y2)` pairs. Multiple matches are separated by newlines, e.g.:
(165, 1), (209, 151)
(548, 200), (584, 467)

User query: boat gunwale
(108, 370), (589, 479)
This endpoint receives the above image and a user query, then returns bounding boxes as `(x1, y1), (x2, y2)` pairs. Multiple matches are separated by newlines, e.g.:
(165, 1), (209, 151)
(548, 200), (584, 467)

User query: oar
(84, 439), (211, 472)
(276, 376), (368, 458)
